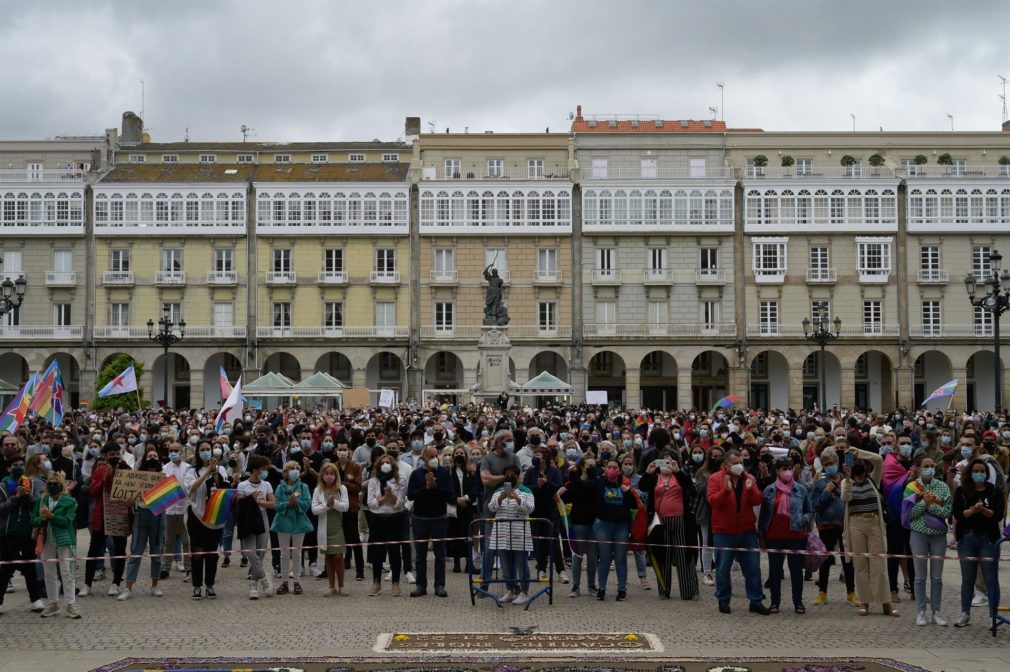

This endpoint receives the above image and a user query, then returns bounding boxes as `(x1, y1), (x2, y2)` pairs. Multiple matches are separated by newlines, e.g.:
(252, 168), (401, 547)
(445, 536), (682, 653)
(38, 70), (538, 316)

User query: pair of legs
(163, 514), (190, 576)
(41, 537), (75, 610)
(713, 531), (764, 607)
(342, 509), (364, 577)
(594, 520), (629, 593)
(500, 549), (530, 595)
(816, 526), (855, 594)
(370, 513), (404, 584)
(124, 509), (165, 591)
(411, 515), (447, 592)
(0, 536), (43, 607)
(240, 531), (269, 582)
(958, 530), (999, 619)
(909, 531), (946, 615)
(186, 513), (223, 590)
(766, 537), (806, 608)
(276, 532), (305, 586)
(85, 531), (126, 588)
(569, 523), (598, 591)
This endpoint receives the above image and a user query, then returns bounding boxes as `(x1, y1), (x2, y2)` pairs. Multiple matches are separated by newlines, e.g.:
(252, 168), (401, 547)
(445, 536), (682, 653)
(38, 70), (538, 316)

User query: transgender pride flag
(921, 378), (958, 407)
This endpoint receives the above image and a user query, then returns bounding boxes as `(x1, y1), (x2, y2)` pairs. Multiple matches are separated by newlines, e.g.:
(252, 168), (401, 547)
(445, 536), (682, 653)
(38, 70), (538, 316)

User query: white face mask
(427, 457), (440, 469)
(729, 463), (745, 476)
(380, 463), (393, 474)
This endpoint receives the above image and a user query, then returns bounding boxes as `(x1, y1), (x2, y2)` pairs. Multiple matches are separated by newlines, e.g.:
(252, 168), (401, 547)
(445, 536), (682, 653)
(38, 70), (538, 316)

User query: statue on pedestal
(483, 263), (510, 326)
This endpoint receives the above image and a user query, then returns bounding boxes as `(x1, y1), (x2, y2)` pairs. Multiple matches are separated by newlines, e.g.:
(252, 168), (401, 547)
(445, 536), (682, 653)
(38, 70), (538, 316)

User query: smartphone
(504, 482), (513, 495)
(844, 451), (855, 468)
(654, 459), (671, 470)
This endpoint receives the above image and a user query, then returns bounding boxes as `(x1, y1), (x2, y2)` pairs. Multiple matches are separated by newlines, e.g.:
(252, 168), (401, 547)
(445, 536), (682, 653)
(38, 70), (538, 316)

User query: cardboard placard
(378, 389), (395, 408)
(103, 498), (131, 537)
(586, 390), (609, 405)
(110, 470), (164, 503)
(342, 388), (371, 409)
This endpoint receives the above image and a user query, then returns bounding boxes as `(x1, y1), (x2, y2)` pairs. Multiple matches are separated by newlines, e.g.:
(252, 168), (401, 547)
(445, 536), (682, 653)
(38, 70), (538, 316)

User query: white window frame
(109, 302), (129, 327)
(161, 248), (183, 272)
(972, 246), (993, 280)
(591, 158), (608, 179)
(272, 248), (291, 273)
(689, 158), (706, 178)
(310, 154), (328, 164)
(444, 159), (461, 179)
(863, 300), (882, 335)
(382, 153), (399, 163)
(199, 154), (216, 164)
(274, 154), (291, 163)
(349, 153), (365, 163)
(538, 301), (557, 331)
(374, 301), (395, 329)
(434, 302), (454, 332)
(375, 248), (396, 274)
(796, 159), (813, 176)
(752, 237), (788, 281)
(855, 237), (892, 282)
(237, 154), (253, 163)
(272, 302), (291, 329)
(128, 154), (146, 164)
(759, 300), (779, 335)
(53, 303), (71, 326)
(324, 301), (344, 330)
(922, 300), (942, 336)
(536, 248), (558, 275)
(975, 305), (994, 336)
(700, 247), (718, 271)
(161, 154), (178, 163)
(434, 248), (455, 275)
(53, 250), (73, 273)
(324, 248), (344, 274)
(214, 248), (234, 272)
(528, 159), (544, 179)
(487, 159), (504, 178)
(701, 300), (718, 328)
(110, 249), (131, 272)
(641, 158), (658, 179)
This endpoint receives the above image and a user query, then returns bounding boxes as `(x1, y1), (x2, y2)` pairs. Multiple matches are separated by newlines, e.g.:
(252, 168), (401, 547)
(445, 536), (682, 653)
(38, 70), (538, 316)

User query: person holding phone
(488, 465), (534, 605)
(184, 440), (228, 600)
(810, 447), (858, 607)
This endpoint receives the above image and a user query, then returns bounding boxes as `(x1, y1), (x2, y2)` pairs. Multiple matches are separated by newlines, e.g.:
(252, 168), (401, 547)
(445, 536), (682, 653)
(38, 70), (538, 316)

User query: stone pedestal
(476, 327), (511, 403)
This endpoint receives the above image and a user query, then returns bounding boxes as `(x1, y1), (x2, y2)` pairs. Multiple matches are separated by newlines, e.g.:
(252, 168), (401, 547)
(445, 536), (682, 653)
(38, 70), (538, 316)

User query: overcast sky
(2, 0), (1008, 142)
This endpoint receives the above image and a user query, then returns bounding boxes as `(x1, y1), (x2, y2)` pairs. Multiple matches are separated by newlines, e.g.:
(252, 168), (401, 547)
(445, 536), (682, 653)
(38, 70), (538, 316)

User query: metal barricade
(468, 516), (555, 609)
(991, 535), (1009, 636)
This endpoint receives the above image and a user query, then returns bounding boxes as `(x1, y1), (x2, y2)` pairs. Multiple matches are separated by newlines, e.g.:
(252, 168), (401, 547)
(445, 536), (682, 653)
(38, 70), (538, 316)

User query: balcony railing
(94, 325), (246, 339)
(423, 166), (571, 181)
(745, 324), (899, 337)
(507, 325), (573, 339)
(429, 270), (458, 284)
(591, 269), (621, 284)
(207, 271), (238, 285)
(585, 166), (736, 180)
(746, 166), (896, 179)
(917, 269), (949, 284)
(317, 271), (348, 285)
(533, 269), (562, 285)
(857, 269), (890, 284)
(481, 269), (511, 285)
(266, 271), (296, 285)
(155, 271), (186, 286)
(45, 271), (77, 286)
(103, 271), (134, 285)
(0, 168), (87, 183)
(754, 269), (786, 284)
(909, 324), (1008, 338)
(0, 325), (83, 340)
(584, 323), (736, 337)
(643, 268), (672, 284)
(255, 326), (409, 338)
(695, 268), (727, 284)
(806, 268), (837, 283)
(899, 165), (1010, 179)
(370, 270), (401, 284)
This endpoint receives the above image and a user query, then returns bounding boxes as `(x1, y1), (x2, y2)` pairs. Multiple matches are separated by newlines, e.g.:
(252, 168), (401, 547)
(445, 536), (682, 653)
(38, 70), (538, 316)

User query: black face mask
(585, 466), (597, 479)
(453, 455), (466, 465)
(107, 457), (120, 467)
(228, 459), (238, 468)
(142, 459), (161, 471)
(366, 438), (377, 447)
(529, 435), (542, 446)
(433, 432), (444, 442)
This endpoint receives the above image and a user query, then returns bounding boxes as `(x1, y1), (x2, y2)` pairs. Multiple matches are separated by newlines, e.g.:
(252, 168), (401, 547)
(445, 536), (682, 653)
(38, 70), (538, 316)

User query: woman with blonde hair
(271, 459), (313, 595)
(32, 470), (80, 618)
(311, 462), (350, 596)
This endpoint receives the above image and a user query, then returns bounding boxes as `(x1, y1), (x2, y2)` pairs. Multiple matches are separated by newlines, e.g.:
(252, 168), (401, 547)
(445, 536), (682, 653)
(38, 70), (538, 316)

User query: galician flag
(921, 378), (959, 406)
(215, 376), (243, 433)
(98, 364), (138, 398)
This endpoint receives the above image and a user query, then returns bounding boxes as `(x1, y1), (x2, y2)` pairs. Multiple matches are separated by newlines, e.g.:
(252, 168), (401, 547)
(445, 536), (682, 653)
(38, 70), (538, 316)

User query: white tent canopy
(512, 371), (573, 396)
(290, 371), (348, 396)
(243, 371), (296, 398)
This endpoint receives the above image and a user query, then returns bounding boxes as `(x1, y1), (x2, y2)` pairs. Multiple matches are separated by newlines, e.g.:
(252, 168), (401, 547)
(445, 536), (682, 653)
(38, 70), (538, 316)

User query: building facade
(0, 110), (1008, 412)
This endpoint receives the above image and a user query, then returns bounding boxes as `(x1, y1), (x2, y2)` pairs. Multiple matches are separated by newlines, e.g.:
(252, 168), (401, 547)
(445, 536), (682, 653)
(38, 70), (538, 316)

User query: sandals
(858, 604), (869, 616)
(795, 604), (806, 614)
(293, 582), (303, 595)
(768, 603), (780, 614)
(883, 603), (900, 617)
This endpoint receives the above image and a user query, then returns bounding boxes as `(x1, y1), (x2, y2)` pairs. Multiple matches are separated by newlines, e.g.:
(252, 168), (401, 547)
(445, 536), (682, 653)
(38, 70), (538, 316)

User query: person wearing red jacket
(706, 448), (770, 615)
(81, 443), (130, 597)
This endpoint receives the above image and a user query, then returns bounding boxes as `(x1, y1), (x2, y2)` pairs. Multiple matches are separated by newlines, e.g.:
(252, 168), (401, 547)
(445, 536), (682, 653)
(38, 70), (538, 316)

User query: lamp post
(0, 271), (27, 321)
(964, 249), (1010, 412)
(148, 305), (185, 408)
(802, 309), (841, 411)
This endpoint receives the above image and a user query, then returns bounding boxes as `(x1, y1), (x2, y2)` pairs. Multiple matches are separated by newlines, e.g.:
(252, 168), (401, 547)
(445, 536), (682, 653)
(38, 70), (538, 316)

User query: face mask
(366, 438), (377, 448)
(289, 447), (301, 456)
(1003, 432), (1010, 441)
(336, 449), (349, 459)
(166, 450), (180, 463)
(565, 448), (579, 460)
(699, 429), (709, 438)
(961, 447), (974, 459)
(107, 457), (120, 468)
(673, 433), (681, 440)
(969, 471), (986, 484)
(454, 454), (466, 465)
(380, 462), (393, 474)
(259, 470), (270, 480)
(824, 465), (838, 476)
(778, 470), (794, 483)
(127, 437), (137, 445)
(212, 448), (223, 458)
(288, 469), (300, 481)
(411, 440), (423, 451)
(189, 436), (198, 446)
(143, 459), (161, 471)
(221, 428), (231, 436)
(89, 447), (101, 458)
(47, 482), (61, 496)
(622, 464), (635, 476)
(322, 442), (334, 451)
(623, 439), (632, 449)
(604, 467), (619, 480)
(729, 463), (745, 476)
(199, 451), (212, 462)
(899, 445), (912, 457)
(559, 432), (568, 441)
(504, 441), (515, 453)
(634, 437), (643, 446)
(941, 436), (951, 445)
(921, 467), (935, 481)
(301, 439), (312, 449)
(879, 444), (893, 456)
(691, 453), (704, 463)
(323, 474), (336, 485)
(92, 433), (102, 441)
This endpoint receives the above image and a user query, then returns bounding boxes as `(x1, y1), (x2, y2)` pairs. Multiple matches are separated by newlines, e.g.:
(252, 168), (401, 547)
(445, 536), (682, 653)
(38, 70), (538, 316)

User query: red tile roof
(569, 105), (758, 133)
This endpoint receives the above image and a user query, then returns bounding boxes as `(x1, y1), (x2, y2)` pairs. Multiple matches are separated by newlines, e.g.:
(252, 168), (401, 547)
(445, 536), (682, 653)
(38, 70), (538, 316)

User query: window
(110, 303), (129, 327)
(272, 302), (291, 328)
(487, 160), (503, 178)
(310, 154), (328, 163)
(975, 305), (994, 336)
(900, 158), (919, 176)
(811, 300), (831, 321)
(161, 154), (178, 163)
(591, 158), (608, 179)
(199, 154), (216, 163)
(162, 302), (182, 325)
(699, 248), (718, 276)
(382, 153), (399, 163)
(642, 352), (662, 374)
(528, 159), (544, 178)
(374, 301), (395, 327)
(237, 154), (253, 163)
(538, 301), (557, 330)
(950, 159), (967, 176)
(434, 302), (454, 331)
(648, 247), (667, 270)
(128, 154), (145, 163)
(804, 356), (819, 378)
(863, 300), (882, 334)
(597, 301), (616, 325)
(214, 248), (234, 272)
(537, 248), (558, 275)
(759, 300), (779, 335)
(689, 158), (706, 178)
(597, 247), (614, 272)
(746, 159), (765, 177)
(844, 160), (862, 177)
(485, 248), (507, 279)
(1, 251), (22, 280)
(752, 238), (787, 279)
(274, 154), (291, 163)
(324, 301), (344, 329)
(213, 302), (233, 327)
(110, 249), (130, 272)
(593, 352), (612, 373)
(972, 246), (992, 279)
(349, 153), (365, 163)
(648, 301), (668, 325)
(751, 352), (769, 377)
(809, 246), (829, 280)
(53, 303), (71, 326)
(53, 250), (72, 273)
(641, 158), (658, 178)
(920, 245), (940, 279)
(856, 238), (892, 281)
(444, 159), (461, 179)
(702, 301), (718, 327)
(272, 249), (291, 272)
(796, 159), (812, 176)
(161, 248), (182, 272)
(922, 301), (941, 336)
(324, 249), (344, 273)
(434, 248), (454, 275)
(0, 304), (18, 327)
(375, 248), (396, 273)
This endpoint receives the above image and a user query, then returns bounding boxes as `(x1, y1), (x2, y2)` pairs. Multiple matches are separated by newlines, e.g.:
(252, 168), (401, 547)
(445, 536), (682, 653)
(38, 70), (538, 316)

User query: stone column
(788, 364), (805, 411)
(570, 366), (587, 404)
(895, 363), (914, 411)
(351, 367), (367, 389)
(950, 367), (968, 412)
(625, 367), (641, 410)
(729, 365), (750, 408)
(677, 368), (693, 411)
(840, 366), (856, 410)
(190, 366), (205, 410)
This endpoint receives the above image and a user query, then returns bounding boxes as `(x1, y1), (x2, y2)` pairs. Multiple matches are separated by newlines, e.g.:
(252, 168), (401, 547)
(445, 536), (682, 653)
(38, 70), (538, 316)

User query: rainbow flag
(633, 413), (652, 434)
(0, 373), (37, 434)
(554, 492), (580, 558)
(28, 361), (67, 427)
(711, 394), (738, 412)
(921, 378), (958, 406)
(201, 489), (237, 527)
(141, 475), (187, 516)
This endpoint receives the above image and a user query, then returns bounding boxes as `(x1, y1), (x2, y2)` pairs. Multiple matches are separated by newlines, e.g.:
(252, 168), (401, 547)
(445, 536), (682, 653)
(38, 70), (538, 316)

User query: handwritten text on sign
(110, 470), (164, 502)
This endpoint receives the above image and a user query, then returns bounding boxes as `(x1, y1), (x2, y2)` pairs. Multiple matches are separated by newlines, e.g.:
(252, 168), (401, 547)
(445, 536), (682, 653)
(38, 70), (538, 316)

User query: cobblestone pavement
(2, 534), (1009, 672)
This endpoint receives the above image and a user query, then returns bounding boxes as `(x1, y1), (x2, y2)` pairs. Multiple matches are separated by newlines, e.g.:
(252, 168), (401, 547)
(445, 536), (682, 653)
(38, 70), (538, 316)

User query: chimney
(404, 116), (421, 143)
(1003, 119), (1010, 133)
(121, 111), (143, 145)
(575, 105), (583, 121)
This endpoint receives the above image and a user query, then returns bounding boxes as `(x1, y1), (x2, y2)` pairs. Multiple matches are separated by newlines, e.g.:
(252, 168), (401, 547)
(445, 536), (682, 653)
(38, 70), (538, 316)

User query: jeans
(85, 531), (126, 587)
(501, 549), (530, 594)
(633, 550), (647, 578)
(568, 523), (597, 591)
(221, 518), (235, 555)
(125, 508), (165, 584)
(766, 537), (806, 607)
(699, 524), (714, 573)
(241, 531), (269, 581)
(0, 536), (43, 604)
(370, 513), (404, 583)
(713, 531), (764, 606)
(412, 515), (447, 590)
(958, 530), (999, 618)
(593, 519), (629, 592)
(909, 531), (946, 614)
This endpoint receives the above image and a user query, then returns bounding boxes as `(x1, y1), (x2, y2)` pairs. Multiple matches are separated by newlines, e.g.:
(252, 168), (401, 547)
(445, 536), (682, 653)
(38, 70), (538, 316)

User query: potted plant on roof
(839, 154), (858, 177)
(750, 154), (768, 177)
(998, 155), (1010, 176)
(867, 153), (885, 176)
(780, 155), (795, 176)
(911, 154), (928, 176)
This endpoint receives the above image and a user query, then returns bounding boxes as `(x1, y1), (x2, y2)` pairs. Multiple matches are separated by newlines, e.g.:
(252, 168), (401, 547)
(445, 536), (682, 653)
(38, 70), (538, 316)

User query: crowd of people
(0, 399), (1007, 628)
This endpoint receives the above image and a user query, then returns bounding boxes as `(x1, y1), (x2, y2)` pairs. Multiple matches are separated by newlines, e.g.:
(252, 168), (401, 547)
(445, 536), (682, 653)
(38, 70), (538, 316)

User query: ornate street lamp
(965, 249), (1010, 412)
(148, 304), (185, 408)
(0, 272), (27, 319)
(802, 308), (841, 410)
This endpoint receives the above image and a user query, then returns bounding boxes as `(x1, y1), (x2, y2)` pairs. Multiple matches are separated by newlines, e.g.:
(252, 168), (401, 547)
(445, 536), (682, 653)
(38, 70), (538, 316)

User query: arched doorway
(750, 351), (789, 411)
(528, 351), (568, 382)
(914, 351), (952, 409)
(967, 351), (1001, 412)
(640, 351), (677, 410)
(203, 352), (243, 408)
(855, 351), (894, 412)
(424, 352), (465, 404)
(802, 350), (840, 410)
(43, 353), (82, 407)
(588, 351), (626, 407)
(261, 352), (301, 382)
(316, 352), (353, 386)
(0, 352), (29, 387)
(692, 351), (729, 410)
(152, 352), (191, 409)
(366, 352), (405, 404)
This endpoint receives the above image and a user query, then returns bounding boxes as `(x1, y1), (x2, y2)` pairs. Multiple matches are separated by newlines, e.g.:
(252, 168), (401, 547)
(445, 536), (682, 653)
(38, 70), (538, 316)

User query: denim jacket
(758, 481), (813, 534)
(810, 475), (844, 527)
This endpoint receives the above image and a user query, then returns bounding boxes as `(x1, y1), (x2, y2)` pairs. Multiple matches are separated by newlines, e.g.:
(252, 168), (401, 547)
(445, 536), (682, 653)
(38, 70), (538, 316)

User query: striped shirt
(847, 479), (879, 514)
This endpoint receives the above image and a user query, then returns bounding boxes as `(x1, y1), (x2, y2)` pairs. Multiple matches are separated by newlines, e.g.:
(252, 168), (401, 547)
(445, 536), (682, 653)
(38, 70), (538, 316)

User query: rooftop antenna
(947, 113), (954, 131)
(240, 124), (255, 142)
(184, 127), (189, 143)
(716, 82), (725, 120)
(708, 106), (718, 120)
(999, 75), (1007, 122)
(850, 113), (856, 132)
(426, 121), (436, 134)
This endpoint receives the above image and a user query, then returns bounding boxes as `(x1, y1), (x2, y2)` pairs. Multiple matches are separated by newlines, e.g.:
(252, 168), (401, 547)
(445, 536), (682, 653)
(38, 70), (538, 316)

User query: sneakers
(703, 573), (715, 586)
(221, 556), (231, 568)
(384, 570), (393, 581)
(308, 562), (322, 577)
(369, 582), (381, 596)
(151, 587), (163, 597)
(616, 590), (627, 601)
(40, 603), (61, 618)
(903, 579), (913, 594)
(568, 588), (580, 598)
(240, 557), (249, 568)
(749, 603), (771, 615)
(192, 587), (202, 600)
(847, 592), (861, 607)
(537, 570), (548, 581)
(391, 583), (402, 597)
(175, 561), (185, 572)
(404, 571), (416, 584)
(932, 611), (948, 627)
(94, 569), (106, 582)
(972, 590), (988, 607)
(116, 589), (132, 601)
(558, 570), (570, 584)
(955, 611), (971, 628)
(78, 585), (90, 598)
(410, 587), (427, 598)
(260, 578), (274, 596)
(639, 577), (651, 590)
(65, 604), (81, 619)
(501, 591), (516, 603)
(248, 581), (259, 600)
(106, 584), (120, 597)
(512, 592), (529, 606)
(205, 586), (217, 599)
(916, 610), (928, 626)
(813, 591), (828, 606)
(29, 598), (46, 612)
(596, 589), (606, 601)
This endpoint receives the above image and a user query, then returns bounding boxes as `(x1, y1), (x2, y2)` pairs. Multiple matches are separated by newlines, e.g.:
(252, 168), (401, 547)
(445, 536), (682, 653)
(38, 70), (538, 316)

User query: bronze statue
(483, 263), (510, 326)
